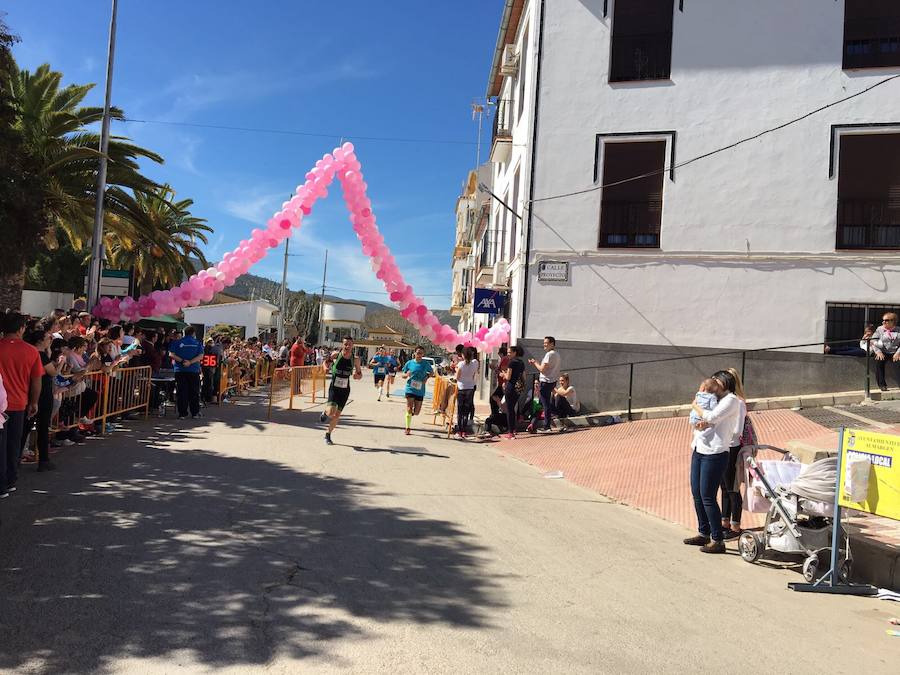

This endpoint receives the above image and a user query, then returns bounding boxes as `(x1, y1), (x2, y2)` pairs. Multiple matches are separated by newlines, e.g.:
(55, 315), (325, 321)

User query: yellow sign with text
(838, 428), (900, 521)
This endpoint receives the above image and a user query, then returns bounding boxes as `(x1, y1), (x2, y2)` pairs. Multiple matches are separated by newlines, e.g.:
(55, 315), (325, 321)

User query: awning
(137, 315), (187, 329)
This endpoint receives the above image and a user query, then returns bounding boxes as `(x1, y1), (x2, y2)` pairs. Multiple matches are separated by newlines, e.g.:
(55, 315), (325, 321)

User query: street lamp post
(86, 0), (119, 311)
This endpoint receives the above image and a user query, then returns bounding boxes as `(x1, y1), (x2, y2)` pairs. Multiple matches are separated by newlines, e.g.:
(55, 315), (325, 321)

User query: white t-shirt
(540, 350), (561, 383)
(455, 360), (479, 390)
(559, 386), (580, 413)
(692, 393), (745, 455)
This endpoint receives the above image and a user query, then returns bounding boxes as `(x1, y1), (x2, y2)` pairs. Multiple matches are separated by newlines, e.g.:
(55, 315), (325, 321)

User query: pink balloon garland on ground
(93, 143), (511, 351)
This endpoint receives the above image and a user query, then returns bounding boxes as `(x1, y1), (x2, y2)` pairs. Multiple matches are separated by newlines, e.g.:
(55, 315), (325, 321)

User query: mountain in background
(229, 272), (459, 331)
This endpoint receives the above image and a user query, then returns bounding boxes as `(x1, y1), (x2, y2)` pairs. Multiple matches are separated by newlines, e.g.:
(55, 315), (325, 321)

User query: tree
(0, 16), (47, 308)
(2, 58), (164, 306)
(365, 307), (437, 351)
(104, 185), (212, 295)
(287, 291), (320, 342)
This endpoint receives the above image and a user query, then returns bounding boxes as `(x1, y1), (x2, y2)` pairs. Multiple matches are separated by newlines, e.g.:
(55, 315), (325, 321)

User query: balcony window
(844, 1), (900, 70)
(836, 132), (900, 249)
(609, 0), (674, 82)
(599, 140), (665, 248)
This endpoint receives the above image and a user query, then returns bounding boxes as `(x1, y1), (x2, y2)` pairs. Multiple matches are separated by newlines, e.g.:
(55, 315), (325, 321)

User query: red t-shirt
(289, 342), (306, 367)
(0, 337), (44, 410)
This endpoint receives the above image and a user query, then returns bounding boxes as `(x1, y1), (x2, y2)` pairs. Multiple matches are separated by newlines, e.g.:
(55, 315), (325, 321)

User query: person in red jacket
(0, 313), (44, 499)
(289, 336), (308, 367)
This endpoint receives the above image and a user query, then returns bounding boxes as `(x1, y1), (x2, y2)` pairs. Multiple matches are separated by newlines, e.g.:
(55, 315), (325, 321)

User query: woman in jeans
(503, 345), (526, 439)
(684, 369), (745, 554)
(453, 347), (478, 439)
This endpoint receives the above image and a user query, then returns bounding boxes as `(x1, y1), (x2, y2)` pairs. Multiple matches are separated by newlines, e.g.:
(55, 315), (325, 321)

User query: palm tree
(9, 62), (164, 248)
(105, 185), (213, 296)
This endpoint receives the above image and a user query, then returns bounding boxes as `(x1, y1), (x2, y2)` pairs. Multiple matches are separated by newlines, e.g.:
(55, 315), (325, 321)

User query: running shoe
(504, 433), (516, 440)
(324, 433), (334, 445)
(404, 428), (411, 435)
(319, 412), (327, 424)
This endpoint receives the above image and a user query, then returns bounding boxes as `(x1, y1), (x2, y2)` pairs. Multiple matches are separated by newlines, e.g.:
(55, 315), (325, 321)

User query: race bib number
(375, 367), (385, 374)
(333, 376), (350, 389)
(410, 379), (424, 391)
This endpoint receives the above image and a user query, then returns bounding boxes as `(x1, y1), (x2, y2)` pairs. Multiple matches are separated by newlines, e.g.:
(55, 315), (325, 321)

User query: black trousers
(175, 372), (201, 417)
(504, 385), (518, 433)
(2, 410), (26, 489)
(720, 445), (743, 525)
(539, 381), (556, 430)
(456, 388), (475, 432)
(22, 397), (52, 464)
(875, 353), (899, 388)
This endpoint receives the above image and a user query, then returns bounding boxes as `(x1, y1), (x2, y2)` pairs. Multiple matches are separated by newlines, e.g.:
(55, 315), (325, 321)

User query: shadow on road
(351, 445), (450, 459)
(0, 418), (506, 674)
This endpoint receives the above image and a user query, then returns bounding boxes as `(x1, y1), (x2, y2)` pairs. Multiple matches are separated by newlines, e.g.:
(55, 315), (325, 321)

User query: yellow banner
(838, 428), (900, 521)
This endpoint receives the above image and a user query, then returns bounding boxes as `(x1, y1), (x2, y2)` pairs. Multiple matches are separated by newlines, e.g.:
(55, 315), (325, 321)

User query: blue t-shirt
(371, 355), (389, 375)
(169, 336), (203, 373)
(387, 355), (399, 373)
(402, 359), (432, 396)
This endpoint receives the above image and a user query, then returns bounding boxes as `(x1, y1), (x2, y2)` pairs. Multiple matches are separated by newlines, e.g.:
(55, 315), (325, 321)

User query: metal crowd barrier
(267, 365), (327, 419)
(51, 366), (152, 435)
(430, 376), (457, 437)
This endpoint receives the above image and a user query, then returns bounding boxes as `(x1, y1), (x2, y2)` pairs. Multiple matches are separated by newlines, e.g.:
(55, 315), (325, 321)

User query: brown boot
(701, 540), (726, 554)
(683, 535), (710, 546)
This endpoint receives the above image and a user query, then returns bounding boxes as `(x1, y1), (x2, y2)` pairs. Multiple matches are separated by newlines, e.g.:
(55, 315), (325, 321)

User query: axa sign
(474, 288), (506, 315)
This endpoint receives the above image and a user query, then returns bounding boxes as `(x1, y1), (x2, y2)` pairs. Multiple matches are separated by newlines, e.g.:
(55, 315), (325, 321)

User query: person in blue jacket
(168, 326), (204, 419)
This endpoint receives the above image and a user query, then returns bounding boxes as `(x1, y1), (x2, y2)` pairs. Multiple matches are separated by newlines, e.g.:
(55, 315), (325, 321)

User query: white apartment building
(485, 0), (900, 410)
(450, 167), (491, 337)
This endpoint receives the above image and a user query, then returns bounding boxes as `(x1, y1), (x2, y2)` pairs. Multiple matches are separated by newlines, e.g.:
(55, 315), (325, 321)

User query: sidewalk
(484, 407), (900, 589)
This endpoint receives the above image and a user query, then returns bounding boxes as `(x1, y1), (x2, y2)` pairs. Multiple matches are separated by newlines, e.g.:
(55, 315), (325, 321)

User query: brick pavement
(487, 409), (830, 531)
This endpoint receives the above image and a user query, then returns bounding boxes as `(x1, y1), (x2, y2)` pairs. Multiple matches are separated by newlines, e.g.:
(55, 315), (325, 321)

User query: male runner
(385, 348), (399, 399)
(369, 346), (388, 401)
(401, 345), (433, 435)
(319, 337), (362, 445)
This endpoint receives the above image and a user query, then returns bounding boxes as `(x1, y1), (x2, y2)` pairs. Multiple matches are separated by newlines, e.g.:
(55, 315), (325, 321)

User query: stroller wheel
(738, 531), (763, 563)
(838, 558), (852, 584)
(802, 555), (820, 583)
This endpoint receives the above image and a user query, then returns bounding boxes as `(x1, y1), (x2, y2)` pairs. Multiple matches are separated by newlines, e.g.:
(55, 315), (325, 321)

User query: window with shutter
(598, 140), (666, 248)
(609, 0), (674, 82)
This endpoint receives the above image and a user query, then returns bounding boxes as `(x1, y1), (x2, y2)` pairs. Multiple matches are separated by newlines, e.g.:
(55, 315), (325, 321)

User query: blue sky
(6, 1), (501, 307)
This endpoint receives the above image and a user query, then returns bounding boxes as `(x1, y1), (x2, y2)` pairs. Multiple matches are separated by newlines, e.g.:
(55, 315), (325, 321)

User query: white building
(486, 0), (900, 410)
(450, 166), (492, 336)
(320, 299), (367, 347)
(182, 299), (279, 340)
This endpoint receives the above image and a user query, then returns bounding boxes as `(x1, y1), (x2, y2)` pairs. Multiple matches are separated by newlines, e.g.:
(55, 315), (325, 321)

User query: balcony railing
(492, 98), (512, 144)
(609, 32), (672, 82)
(837, 198), (900, 249)
(599, 200), (662, 248)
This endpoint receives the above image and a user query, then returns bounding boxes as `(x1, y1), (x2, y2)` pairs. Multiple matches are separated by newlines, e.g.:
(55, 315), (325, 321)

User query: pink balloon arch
(93, 143), (510, 351)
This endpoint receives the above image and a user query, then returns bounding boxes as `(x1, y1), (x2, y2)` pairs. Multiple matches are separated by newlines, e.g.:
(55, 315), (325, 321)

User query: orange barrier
(52, 366), (151, 435)
(267, 365), (327, 419)
(430, 376), (457, 438)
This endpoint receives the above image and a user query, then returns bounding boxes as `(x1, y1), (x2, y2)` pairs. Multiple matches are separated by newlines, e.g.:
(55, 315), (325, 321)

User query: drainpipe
(521, 0), (545, 341)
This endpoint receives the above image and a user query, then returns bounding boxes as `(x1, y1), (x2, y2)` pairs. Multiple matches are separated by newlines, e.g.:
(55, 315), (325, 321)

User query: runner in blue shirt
(401, 345), (433, 435)
(368, 346), (389, 401)
(385, 349), (399, 399)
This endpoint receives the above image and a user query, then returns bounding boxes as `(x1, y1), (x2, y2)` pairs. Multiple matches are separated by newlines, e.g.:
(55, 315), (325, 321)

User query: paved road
(1, 381), (897, 674)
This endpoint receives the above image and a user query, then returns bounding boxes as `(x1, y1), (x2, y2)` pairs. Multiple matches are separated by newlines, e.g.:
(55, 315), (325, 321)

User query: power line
(121, 117), (477, 147)
(530, 73), (900, 204)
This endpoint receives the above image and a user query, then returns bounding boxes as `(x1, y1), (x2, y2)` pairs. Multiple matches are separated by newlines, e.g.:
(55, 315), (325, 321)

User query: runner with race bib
(369, 346), (389, 402)
(320, 337), (362, 445)
(401, 345), (433, 435)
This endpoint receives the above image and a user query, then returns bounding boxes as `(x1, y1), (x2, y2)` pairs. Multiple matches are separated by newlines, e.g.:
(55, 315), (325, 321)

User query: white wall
(524, 0), (900, 349)
(20, 291), (75, 317)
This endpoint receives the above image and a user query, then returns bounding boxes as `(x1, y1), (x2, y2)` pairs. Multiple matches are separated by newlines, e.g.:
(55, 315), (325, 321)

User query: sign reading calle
(538, 260), (569, 282)
(473, 288), (506, 315)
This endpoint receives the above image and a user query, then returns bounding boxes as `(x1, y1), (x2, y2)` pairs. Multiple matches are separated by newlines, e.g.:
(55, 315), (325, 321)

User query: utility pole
(278, 237), (289, 342)
(317, 249), (328, 342)
(86, 0), (119, 310)
(472, 102), (485, 168)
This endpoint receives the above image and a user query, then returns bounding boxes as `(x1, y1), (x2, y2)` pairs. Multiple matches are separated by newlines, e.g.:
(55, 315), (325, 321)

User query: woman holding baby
(683, 369), (747, 554)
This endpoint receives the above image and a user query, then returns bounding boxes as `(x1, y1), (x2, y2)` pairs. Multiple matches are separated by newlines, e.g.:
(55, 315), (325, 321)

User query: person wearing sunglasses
(873, 313), (900, 391)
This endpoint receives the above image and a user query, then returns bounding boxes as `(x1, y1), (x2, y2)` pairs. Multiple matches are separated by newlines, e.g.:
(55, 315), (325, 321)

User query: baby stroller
(737, 445), (851, 584)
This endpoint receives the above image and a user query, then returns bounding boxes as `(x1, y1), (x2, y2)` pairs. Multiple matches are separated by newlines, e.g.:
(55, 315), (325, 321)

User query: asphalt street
(0, 379), (897, 674)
